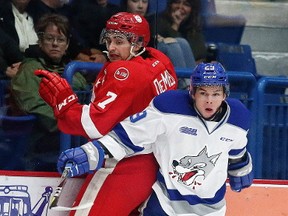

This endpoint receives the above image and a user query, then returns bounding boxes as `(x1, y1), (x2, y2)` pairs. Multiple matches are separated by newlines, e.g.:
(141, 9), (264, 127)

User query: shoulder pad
(153, 90), (197, 116)
(227, 98), (251, 130)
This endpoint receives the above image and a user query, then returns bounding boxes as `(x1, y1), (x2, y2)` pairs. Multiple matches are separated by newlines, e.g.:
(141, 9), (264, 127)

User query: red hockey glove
(34, 69), (78, 117)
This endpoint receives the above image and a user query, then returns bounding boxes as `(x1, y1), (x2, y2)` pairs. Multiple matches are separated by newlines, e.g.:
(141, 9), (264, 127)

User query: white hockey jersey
(99, 90), (251, 215)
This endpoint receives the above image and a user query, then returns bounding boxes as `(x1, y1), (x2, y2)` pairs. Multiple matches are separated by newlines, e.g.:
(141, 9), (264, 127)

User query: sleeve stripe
(81, 104), (103, 139)
(113, 123), (144, 152)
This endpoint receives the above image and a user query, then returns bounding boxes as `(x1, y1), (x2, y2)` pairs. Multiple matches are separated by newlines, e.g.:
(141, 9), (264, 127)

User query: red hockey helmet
(100, 12), (150, 47)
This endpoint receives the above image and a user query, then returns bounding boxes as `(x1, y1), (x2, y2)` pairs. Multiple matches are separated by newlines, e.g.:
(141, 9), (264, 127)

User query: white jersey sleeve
(99, 101), (165, 161)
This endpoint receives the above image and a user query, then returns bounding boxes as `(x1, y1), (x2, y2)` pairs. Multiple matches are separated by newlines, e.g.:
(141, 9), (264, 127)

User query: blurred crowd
(0, 0), (212, 80)
(0, 0), (213, 171)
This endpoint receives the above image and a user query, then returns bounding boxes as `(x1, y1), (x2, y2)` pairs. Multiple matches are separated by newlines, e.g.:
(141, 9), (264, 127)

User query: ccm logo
(57, 94), (77, 110)
(220, 137), (233, 142)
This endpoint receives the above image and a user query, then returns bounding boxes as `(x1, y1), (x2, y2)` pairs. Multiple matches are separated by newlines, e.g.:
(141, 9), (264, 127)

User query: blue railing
(61, 63), (259, 165)
(253, 76), (288, 179)
(2, 60), (287, 178)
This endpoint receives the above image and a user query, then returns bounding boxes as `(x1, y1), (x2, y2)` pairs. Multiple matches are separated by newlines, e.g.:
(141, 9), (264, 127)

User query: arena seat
(0, 114), (36, 170)
(201, 0), (246, 44)
(215, 43), (258, 77)
(202, 14), (246, 44)
(0, 79), (37, 170)
(147, 0), (167, 15)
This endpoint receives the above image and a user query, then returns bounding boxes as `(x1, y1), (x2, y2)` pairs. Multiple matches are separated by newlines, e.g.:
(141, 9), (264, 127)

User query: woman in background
(10, 14), (87, 171)
(121, 0), (196, 89)
(157, 0), (207, 63)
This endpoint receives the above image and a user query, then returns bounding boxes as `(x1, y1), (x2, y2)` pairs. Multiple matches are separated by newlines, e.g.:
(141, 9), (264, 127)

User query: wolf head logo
(170, 146), (221, 189)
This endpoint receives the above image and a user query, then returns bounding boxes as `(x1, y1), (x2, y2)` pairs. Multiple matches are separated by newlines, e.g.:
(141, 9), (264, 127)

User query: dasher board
(1, 171), (287, 216)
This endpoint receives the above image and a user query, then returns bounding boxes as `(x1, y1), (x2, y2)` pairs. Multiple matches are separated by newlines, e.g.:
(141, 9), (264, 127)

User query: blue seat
(60, 61), (104, 152)
(216, 43), (257, 77)
(253, 77), (288, 179)
(202, 15), (246, 44)
(0, 114), (36, 170)
(201, 0), (246, 44)
(147, 0), (167, 15)
(0, 79), (37, 170)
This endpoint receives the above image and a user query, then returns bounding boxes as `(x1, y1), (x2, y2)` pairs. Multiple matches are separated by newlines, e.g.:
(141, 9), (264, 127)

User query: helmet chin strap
(126, 45), (146, 60)
(102, 50), (110, 60)
(103, 45), (146, 61)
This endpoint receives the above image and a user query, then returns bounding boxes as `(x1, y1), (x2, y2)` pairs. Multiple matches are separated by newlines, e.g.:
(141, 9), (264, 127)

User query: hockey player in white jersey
(57, 62), (253, 215)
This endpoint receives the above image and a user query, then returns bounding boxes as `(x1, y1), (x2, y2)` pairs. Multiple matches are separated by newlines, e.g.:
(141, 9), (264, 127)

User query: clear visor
(99, 29), (144, 47)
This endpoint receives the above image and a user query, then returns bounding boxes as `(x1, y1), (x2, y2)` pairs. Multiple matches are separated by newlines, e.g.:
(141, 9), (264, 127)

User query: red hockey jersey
(57, 47), (178, 139)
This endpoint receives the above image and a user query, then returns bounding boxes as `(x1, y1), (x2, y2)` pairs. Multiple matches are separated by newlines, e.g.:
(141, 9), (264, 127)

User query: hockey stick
(49, 163), (72, 209)
(49, 163), (94, 211)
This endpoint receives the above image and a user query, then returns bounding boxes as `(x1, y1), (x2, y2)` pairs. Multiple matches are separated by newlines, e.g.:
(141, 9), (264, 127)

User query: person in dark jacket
(157, 0), (207, 63)
(10, 14), (87, 171)
(0, 0), (38, 53)
(0, 28), (24, 79)
(26, 0), (107, 63)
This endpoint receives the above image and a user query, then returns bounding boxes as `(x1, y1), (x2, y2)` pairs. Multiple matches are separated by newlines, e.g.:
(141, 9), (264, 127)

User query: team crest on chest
(114, 67), (129, 80)
(169, 146), (221, 189)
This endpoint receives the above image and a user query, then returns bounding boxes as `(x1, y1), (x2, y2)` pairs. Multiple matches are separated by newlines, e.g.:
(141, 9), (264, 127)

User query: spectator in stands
(121, 0), (196, 67)
(35, 12), (177, 215)
(157, 0), (207, 63)
(26, 0), (105, 63)
(70, 0), (121, 52)
(0, 28), (24, 79)
(121, 0), (148, 16)
(121, 0), (196, 89)
(10, 13), (87, 171)
(68, 0), (120, 83)
(0, 0), (38, 53)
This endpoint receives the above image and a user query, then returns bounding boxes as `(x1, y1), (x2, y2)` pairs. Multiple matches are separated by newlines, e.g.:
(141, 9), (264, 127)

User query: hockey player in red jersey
(35, 12), (177, 215)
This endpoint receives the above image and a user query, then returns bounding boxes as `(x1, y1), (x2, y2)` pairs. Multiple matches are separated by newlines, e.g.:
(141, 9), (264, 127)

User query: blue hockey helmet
(190, 62), (229, 95)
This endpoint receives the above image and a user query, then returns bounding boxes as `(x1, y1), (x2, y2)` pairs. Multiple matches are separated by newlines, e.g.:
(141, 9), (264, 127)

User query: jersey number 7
(97, 91), (117, 109)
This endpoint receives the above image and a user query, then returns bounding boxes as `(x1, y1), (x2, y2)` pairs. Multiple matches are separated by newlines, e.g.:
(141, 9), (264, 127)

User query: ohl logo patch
(114, 67), (129, 81)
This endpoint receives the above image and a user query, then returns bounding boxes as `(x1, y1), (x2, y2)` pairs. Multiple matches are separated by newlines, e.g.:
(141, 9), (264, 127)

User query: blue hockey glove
(57, 140), (105, 177)
(229, 171), (253, 192)
(228, 151), (253, 192)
